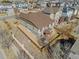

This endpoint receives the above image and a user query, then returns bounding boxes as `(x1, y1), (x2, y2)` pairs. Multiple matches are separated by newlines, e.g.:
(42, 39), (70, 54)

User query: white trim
(12, 34), (34, 59)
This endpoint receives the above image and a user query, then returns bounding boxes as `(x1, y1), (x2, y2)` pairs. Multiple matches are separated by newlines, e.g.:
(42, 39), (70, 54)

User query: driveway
(0, 49), (6, 59)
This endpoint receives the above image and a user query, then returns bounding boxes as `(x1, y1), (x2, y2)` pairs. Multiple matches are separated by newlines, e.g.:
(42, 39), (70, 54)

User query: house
(19, 11), (53, 30)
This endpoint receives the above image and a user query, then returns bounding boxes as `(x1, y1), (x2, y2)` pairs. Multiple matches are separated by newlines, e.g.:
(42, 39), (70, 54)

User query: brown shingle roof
(19, 11), (53, 29)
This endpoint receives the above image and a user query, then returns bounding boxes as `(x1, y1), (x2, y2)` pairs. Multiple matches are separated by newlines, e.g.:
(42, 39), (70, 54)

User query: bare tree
(0, 21), (14, 49)
(0, 29), (14, 49)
